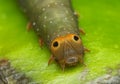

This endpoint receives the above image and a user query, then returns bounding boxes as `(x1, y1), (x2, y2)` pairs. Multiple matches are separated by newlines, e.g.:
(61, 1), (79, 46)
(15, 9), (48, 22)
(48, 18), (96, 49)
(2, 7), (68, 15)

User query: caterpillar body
(19, 0), (86, 70)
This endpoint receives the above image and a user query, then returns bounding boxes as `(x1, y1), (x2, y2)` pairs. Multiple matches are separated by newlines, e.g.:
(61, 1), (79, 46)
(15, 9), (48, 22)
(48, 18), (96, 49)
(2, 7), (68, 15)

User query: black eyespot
(73, 35), (79, 41)
(53, 41), (59, 47)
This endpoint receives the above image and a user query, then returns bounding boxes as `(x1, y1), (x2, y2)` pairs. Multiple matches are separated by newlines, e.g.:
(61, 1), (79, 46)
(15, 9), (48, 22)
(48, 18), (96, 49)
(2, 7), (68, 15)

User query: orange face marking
(50, 34), (84, 69)
(51, 34), (82, 50)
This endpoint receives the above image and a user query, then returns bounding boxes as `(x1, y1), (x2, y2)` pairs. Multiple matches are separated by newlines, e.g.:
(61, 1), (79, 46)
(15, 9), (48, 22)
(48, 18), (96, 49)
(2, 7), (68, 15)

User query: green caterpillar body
(19, 0), (85, 70)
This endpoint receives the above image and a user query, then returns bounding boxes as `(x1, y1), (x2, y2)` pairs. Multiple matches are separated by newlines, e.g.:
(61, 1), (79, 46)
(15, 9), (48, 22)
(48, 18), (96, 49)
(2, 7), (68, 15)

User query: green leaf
(0, 0), (120, 84)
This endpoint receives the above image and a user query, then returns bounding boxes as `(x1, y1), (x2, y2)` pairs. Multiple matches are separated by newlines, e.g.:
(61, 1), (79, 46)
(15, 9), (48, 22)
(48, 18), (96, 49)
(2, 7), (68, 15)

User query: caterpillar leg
(26, 22), (32, 31)
(84, 47), (90, 52)
(80, 28), (86, 35)
(39, 38), (44, 47)
(48, 55), (55, 65)
(60, 63), (65, 71)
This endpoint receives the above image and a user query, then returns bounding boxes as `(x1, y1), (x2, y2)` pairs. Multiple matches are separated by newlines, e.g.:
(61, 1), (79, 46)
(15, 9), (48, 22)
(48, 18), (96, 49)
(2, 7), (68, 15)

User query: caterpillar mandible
(19, 0), (88, 70)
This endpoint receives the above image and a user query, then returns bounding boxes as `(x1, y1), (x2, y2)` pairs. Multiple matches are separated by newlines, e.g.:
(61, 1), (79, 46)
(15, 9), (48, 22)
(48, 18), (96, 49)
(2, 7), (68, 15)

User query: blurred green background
(0, 0), (120, 84)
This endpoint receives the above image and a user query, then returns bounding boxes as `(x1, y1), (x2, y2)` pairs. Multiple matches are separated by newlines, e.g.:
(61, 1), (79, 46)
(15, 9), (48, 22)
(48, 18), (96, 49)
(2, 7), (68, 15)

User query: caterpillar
(0, 59), (35, 84)
(19, 0), (88, 70)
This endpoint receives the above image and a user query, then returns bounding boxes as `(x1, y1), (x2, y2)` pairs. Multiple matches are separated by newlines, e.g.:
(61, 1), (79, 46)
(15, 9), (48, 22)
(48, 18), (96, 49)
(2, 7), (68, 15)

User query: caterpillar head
(50, 34), (84, 70)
